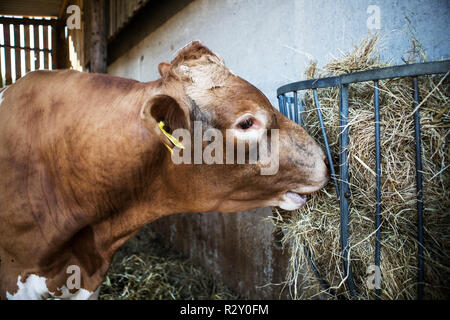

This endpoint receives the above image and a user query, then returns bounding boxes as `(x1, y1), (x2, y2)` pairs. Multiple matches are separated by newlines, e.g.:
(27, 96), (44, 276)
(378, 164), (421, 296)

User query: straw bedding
(99, 226), (241, 300)
(273, 35), (449, 299)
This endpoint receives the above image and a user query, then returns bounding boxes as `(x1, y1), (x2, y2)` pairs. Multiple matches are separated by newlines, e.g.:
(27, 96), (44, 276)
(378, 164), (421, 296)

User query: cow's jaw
(277, 177), (329, 210)
(278, 191), (308, 210)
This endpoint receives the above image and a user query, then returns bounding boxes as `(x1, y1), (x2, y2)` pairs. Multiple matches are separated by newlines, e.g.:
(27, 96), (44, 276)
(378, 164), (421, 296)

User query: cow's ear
(158, 62), (171, 78)
(140, 95), (190, 148)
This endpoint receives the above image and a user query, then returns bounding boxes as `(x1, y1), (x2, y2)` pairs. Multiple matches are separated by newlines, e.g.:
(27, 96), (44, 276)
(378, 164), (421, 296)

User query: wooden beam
(24, 24), (31, 73)
(43, 25), (50, 69)
(0, 59), (3, 87)
(3, 23), (12, 85)
(33, 24), (41, 70)
(90, 0), (107, 73)
(58, 0), (70, 19)
(0, 17), (55, 27)
(54, 19), (69, 69)
(13, 24), (21, 79)
(107, 0), (194, 65)
(51, 25), (57, 69)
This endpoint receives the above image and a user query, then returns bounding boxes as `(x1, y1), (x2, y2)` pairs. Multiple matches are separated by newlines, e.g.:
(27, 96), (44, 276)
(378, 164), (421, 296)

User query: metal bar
(289, 97), (295, 121)
(282, 95), (287, 117)
(286, 97), (292, 120)
(277, 95), (283, 113)
(303, 243), (336, 296)
(278, 76), (340, 96)
(298, 99), (304, 127)
(374, 81), (382, 298)
(286, 97), (293, 120)
(277, 60), (450, 96)
(278, 95), (288, 117)
(412, 77), (424, 300)
(339, 84), (356, 297)
(289, 97), (297, 122)
(293, 91), (299, 124)
(341, 60), (450, 84)
(313, 89), (339, 197)
(279, 95), (284, 115)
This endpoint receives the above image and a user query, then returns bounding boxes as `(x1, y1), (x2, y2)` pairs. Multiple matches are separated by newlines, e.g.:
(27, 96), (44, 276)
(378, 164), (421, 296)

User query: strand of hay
(273, 34), (449, 299)
(99, 226), (241, 300)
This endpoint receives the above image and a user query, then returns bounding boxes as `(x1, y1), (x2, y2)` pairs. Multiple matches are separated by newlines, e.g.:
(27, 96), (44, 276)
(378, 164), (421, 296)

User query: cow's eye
(237, 118), (254, 130)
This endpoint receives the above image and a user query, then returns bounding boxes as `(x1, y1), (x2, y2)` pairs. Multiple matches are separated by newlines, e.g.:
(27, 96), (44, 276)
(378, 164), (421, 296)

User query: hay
(99, 226), (241, 300)
(273, 34), (450, 299)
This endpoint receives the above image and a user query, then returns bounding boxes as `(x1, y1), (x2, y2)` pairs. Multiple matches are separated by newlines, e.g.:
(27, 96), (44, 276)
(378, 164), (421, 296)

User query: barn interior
(0, 0), (448, 300)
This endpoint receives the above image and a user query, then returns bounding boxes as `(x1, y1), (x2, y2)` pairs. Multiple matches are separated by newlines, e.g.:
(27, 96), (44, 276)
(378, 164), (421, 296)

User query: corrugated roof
(0, 0), (65, 18)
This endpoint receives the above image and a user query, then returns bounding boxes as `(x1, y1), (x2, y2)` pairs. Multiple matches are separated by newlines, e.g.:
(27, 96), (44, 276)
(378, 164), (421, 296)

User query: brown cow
(0, 42), (328, 299)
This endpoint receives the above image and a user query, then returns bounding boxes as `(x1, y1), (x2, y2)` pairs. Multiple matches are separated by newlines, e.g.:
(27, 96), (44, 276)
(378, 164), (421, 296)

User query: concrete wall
(150, 208), (290, 299)
(108, 0), (449, 106)
(107, 0), (450, 299)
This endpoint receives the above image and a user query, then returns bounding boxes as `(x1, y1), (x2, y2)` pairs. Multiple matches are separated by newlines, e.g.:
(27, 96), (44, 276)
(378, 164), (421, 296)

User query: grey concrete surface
(108, 0), (449, 107)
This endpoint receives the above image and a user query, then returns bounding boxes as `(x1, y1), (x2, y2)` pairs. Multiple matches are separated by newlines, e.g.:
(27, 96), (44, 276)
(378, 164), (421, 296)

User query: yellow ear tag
(158, 121), (184, 152)
(164, 142), (174, 154)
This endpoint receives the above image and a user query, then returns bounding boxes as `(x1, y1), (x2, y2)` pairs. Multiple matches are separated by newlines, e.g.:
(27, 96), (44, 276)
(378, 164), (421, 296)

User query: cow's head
(141, 41), (328, 213)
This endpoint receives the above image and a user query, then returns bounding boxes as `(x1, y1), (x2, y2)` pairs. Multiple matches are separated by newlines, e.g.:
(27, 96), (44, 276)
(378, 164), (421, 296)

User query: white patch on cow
(6, 274), (93, 300)
(57, 285), (93, 300)
(6, 275), (50, 300)
(179, 65), (192, 80)
(183, 59), (228, 89)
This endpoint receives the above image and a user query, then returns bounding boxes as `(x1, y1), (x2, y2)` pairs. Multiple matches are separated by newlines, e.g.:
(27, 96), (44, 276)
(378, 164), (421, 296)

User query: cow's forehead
(165, 41), (267, 106)
(170, 41), (222, 67)
(165, 42), (274, 121)
(183, 75), (272, 117)
(181, 57), (230, 90)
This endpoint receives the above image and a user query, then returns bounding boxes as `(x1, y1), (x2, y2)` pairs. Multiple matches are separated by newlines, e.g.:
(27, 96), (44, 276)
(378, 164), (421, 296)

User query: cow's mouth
(285, 191), (307, 207)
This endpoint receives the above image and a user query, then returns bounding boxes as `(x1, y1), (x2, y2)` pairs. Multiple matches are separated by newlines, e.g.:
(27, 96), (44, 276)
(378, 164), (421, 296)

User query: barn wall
(107, 0), (449, 106)
(150, 208), (291, 299)
(106, 0), (449, 299)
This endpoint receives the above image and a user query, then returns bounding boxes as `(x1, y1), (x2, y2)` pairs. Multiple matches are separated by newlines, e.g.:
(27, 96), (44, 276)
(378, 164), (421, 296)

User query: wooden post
(14, 24), (22, 80)
(54, 20), (69, 69)
(51, 24), (57, 70)
(90, 0), (107, 73)
(43, 25), (49, 69)
(33, 24), (41, 70)
(3, 24), (12, 85)
(24, 25), (31, 73)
